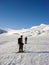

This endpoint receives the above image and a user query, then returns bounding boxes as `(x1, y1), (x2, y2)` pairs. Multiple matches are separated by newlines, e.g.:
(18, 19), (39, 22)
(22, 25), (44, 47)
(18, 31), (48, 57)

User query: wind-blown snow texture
(0, 24), (49, 65)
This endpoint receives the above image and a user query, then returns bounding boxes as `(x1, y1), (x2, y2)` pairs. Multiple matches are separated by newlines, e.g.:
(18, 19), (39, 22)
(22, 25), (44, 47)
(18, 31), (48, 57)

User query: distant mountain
(20, 24), (49, 36)
(0, 28), (20, 35)
(0, 29), (7, 34)
(0, 24), (49, 36)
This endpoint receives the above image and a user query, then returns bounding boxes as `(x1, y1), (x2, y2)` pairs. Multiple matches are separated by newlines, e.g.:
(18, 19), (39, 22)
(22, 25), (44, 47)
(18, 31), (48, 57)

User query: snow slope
(0, 24), (49, 65)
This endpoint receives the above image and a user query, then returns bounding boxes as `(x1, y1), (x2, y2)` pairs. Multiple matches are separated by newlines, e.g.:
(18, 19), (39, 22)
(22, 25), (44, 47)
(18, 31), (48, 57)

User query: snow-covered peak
(40, 24), (47, 26)
(31, 24), (47, 29)
(31, 24), (48, 31)
(31, 26), (38, 29)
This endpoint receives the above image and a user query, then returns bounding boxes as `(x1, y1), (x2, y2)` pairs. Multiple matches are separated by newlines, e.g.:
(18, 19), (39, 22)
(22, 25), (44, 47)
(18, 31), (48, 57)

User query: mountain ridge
(0, 24), (49, 36)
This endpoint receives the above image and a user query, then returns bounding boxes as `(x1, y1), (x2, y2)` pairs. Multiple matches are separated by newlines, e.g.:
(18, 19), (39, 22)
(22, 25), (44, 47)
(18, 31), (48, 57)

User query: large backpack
(18, 38), (22, 44)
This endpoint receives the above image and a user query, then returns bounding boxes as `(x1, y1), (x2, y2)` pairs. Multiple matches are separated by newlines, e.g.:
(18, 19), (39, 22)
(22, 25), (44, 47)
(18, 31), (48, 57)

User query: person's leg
(19, 44), (23, 52)
(21, 45), (23, 52)
(19, 45), (20, 52)
(19, 45), (22, 52)
(19, 45), (23, 52)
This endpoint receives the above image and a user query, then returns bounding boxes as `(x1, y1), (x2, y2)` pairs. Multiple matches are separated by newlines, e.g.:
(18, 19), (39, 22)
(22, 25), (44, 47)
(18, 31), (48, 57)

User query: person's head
(21, 35), (23, 38)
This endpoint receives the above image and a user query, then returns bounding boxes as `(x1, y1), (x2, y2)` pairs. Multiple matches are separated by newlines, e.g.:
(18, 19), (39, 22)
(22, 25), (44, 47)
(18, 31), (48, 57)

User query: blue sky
(0, 0), (49, 29)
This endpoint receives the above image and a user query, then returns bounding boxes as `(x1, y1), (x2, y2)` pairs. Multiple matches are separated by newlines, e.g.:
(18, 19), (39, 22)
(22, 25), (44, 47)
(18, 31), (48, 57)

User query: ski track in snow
(0, 53), (49, 65)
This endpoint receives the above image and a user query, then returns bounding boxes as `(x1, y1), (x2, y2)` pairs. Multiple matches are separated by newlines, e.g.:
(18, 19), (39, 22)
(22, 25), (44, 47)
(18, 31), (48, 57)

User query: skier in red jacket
(18, 35), (24, 52)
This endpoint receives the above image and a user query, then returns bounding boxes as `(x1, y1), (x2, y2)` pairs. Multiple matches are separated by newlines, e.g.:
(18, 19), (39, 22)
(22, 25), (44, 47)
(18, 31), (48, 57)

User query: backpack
(18, 38), (22, 44)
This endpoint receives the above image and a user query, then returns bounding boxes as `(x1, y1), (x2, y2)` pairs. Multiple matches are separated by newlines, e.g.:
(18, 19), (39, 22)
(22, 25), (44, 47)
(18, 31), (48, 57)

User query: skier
(18, 35), (24, 52)
(25, 37), (27, 44)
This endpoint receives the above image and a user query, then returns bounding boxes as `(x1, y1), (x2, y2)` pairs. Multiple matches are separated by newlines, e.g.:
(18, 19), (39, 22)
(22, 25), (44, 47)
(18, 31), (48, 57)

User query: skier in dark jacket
(25, 37), (27, 44)
(18, 35), (24, 52)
